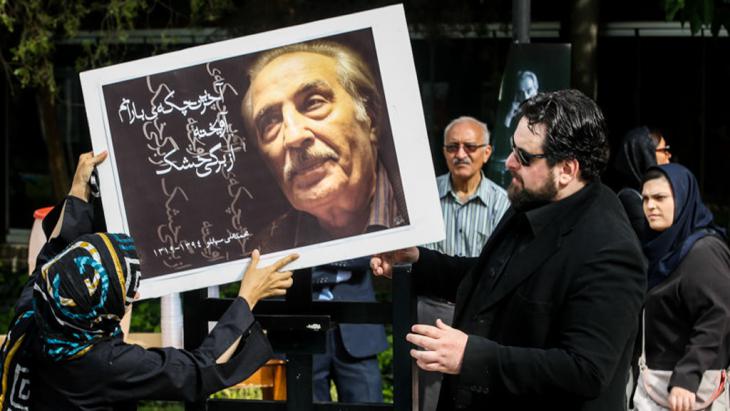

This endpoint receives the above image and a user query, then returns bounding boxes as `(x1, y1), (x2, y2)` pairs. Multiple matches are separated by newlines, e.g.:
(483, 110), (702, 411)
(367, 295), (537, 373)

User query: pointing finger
(273, 253), (299, 271)
(91, 151), (108, 165)
(249, 249), (260, 268)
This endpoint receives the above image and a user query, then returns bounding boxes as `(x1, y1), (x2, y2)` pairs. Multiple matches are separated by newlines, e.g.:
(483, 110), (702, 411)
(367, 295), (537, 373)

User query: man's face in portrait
(505, 117), (558, 210)
(246, 51), (378, 217)
(515, 73), (538, 103)
(443, 120), (491, 182)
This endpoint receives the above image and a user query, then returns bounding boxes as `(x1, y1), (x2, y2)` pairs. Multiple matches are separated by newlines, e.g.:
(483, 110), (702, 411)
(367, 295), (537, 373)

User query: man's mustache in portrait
(284, 146), (340, 182)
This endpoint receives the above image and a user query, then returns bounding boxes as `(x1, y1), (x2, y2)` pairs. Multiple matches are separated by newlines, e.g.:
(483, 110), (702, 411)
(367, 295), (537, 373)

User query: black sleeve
(669, 237), (730, 392)
(37, 196), (95, 268)
(104, 297), (273, 402)
(15, 196), (95, 313)
(413, 247), (477, 302)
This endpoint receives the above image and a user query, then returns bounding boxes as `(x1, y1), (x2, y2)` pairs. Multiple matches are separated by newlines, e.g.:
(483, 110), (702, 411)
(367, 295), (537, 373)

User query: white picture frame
(80, 4), (442, 299)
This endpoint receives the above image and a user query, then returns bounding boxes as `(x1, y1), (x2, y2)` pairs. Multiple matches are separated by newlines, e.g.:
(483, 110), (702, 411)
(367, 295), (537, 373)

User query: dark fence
(182, 266), (416, 411)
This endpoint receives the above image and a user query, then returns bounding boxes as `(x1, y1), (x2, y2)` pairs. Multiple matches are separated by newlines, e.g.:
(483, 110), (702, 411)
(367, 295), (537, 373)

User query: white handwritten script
(110, 63), (258, 274)
(152, 231), (252, 258)
(118, 64), (245, 178)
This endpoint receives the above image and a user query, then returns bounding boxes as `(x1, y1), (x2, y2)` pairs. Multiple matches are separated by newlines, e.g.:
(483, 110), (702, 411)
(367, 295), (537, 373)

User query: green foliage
(137, 401), (183, 411)
(0, 0), (93, 94)
(190, 0), (235, 24)
(0, 259), (27, 334)
(0, 0), (239, 96)
(378, 330), (394, 403)
(130, 298), (162, 333)
(664, 0), (730, 35)
(209, 386), (262, 400)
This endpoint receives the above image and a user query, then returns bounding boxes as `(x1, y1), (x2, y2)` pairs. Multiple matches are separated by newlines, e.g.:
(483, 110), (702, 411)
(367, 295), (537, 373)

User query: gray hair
(443, 116), (490, 145)
(242, 40), (383, 140)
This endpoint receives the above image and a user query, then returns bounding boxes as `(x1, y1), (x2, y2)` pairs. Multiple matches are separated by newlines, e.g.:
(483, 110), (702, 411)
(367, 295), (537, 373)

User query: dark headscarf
(613, 126), (657, 190)
(642, 164), (727, 289)
(0, 233), (140, 410)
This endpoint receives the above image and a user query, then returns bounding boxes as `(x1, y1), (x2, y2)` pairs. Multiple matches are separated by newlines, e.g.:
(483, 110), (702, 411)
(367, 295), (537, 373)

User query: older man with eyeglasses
(417, 116), (509, 411)
(372, 90), (646, 411)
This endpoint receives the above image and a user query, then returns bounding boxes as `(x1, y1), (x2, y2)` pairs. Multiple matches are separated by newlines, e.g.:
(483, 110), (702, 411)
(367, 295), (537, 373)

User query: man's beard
(507, 172), (558, 211)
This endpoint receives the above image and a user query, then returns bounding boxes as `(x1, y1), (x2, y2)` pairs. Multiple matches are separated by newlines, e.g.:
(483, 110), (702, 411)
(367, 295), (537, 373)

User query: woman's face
(655, 137), (672, 165)
(642, 176), (675, 232)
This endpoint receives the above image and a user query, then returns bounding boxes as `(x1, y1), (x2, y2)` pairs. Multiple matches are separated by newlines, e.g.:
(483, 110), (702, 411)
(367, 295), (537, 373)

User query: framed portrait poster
(80, 4), (443, 299)
(485, 43), (571, 188)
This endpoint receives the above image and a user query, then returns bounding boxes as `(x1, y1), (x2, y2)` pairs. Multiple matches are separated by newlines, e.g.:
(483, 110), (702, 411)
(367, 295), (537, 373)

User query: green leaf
(665, 0), (686, 20)
(704, 0), (714, 23)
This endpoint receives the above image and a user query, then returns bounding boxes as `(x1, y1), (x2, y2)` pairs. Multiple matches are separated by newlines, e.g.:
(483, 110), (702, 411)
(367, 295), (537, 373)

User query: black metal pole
(512, 0), (531, 44)
(286, 268), (314, 411)
(182, 288), (209, 411)
(1, 75), (8, 242)
(392, 265), (415, 411)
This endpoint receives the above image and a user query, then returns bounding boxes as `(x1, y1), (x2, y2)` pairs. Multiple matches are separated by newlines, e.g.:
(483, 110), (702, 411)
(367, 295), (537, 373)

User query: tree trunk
(37, 87), (69, 201)
(570, 0), (599, 99)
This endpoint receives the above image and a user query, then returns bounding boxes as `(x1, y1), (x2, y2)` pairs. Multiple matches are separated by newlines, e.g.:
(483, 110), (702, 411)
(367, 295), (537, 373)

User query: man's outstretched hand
(370, 247), (420, 279)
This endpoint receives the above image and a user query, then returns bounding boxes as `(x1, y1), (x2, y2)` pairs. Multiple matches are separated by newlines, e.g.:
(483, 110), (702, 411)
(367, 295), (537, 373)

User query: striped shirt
(313, 162), (406, 300)
(424, 172), (510, 257)
(365, 161), (407, 230)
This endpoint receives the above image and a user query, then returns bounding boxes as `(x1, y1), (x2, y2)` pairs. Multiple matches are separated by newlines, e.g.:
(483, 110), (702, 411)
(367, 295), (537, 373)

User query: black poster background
(485, 43), (572, 188)
(101, 28), (407, 279)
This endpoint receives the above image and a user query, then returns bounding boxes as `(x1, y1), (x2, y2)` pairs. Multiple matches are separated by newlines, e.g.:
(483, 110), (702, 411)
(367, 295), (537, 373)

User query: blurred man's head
(242, 41), (384, 232)
(442, 116), (492, 184)
(514, 71), (539, 103)
(649, 130), (672, 165)
(505, 89), (610, 210)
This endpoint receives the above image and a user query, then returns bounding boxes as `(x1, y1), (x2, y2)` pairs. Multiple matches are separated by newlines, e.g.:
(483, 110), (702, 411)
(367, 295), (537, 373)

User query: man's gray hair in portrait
(242, 40), (384, 139)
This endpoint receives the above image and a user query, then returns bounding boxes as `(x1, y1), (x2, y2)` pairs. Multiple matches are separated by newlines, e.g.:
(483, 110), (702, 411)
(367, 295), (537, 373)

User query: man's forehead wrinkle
(253, 78), (336, 124)
(296, 80), (334, 97)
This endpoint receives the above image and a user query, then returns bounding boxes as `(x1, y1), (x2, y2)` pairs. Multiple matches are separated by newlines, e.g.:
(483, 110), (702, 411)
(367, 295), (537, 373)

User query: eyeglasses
(655, 145), (671, 153)
(444, 143), (486, 154)
(510, 136), (546, 166)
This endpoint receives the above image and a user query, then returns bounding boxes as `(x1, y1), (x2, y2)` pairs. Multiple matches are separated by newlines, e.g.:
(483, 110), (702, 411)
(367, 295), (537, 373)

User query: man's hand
(406, 318), (468, 375)
(370, 247), (419, 279)
(668, 386), (696, 411)
(239, 249), (298, 309)
(69, 151), (108, 202)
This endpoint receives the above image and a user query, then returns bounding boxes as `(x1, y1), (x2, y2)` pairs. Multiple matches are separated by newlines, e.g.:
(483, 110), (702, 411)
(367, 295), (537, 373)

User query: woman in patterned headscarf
(1, 152), (297, 410)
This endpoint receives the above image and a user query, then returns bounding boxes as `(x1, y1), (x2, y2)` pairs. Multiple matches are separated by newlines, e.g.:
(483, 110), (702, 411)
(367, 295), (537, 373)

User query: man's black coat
(414, 182), (647, 410)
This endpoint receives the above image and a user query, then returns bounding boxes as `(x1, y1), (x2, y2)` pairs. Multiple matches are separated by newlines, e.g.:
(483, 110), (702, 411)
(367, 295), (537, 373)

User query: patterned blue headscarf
(642, 164), (727, 289)
(34, 233), (140, 360)
(0, 232), (140, 410)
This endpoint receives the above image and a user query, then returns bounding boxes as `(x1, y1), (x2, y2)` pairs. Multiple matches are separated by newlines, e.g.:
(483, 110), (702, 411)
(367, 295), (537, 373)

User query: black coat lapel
(452, 208), (516, 324)
(453, 182), (601, 321)
(475, 224), (564, 314)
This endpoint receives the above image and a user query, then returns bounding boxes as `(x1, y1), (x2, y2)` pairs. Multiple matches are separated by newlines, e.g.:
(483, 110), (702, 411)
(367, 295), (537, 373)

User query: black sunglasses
(510, 136), (547, 167)
(444, 143), (486, 154)
(655, 145), (671, 153)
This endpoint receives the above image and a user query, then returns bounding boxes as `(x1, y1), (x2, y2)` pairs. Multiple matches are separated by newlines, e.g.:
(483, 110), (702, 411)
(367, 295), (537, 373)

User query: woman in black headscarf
(636, 163), (730, 411)
(0, 151), (298, 410)
(613, 126), (660, 241)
